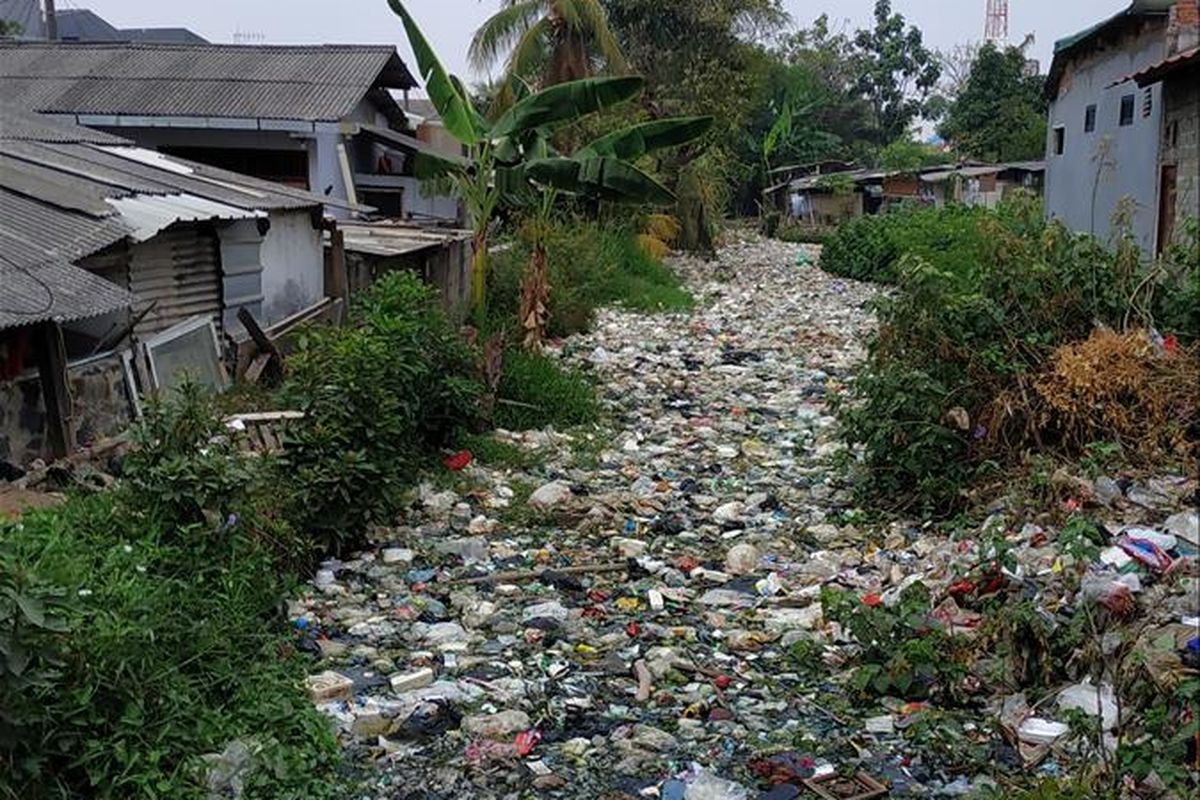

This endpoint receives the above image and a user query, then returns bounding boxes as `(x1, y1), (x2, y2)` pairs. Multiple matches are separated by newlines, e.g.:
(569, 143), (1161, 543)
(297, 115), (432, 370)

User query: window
(1084, 104), (1097, 133)
(1167, 120), (1180, 148)
(1119, 94), (1136, 126)
(1053, 126), (1065, 155)
(1142, 88), (1153, 118)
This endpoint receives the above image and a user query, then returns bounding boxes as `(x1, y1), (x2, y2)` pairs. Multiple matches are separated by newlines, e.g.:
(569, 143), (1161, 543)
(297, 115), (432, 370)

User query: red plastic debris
(625, 621), (640, 638)
(947, 579), (975, 600)
(443, 451), (472, 471)
(586, 589), (610, 603)
(514, 729), (541, 757)
(1164, 333), (1179, 354)
(675, 555), (701, 573)
(863, 593), (883, 608)
(713, 674), (732, 690)
(581, 605), (607, 620)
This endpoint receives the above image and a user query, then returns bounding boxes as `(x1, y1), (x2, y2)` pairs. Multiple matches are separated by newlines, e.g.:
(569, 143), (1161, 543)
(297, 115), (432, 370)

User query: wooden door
(1157, 165), (1177, 255)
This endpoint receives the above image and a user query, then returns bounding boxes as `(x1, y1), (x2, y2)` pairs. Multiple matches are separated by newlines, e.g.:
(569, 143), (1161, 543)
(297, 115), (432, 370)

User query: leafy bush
(489, 218), (693, 339)
(0, 394), (338, 798)
(493, 349), (600, 431)
(838, 204), (1200, 512)
(821, 581), (969, 701)
(280, 272), (481, 549)
(124, 382), (257, 527)
(819, 203), (991, 284)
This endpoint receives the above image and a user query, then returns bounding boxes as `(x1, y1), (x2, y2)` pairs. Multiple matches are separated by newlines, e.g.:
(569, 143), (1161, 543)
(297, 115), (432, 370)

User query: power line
(0, 250), (56, 317)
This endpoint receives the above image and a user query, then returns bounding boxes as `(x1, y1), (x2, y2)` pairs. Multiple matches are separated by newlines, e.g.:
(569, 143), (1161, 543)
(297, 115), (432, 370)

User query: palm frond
(506, 16), (552, 85)
(572, 0), (627, 72)
(468, 0), (545, 72)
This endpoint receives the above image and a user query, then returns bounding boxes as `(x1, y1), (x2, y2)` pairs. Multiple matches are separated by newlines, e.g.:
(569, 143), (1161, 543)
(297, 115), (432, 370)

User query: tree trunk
(519, 241), (550, 350)
(470, 229), (489, 324)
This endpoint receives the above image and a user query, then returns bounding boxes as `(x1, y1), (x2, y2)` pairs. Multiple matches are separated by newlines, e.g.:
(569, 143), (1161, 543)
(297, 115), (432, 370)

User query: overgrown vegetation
(493, 348), (600, 431)
(832, 203), (1200, 512)
(281, 272), (481, 550)
(489, 217), (693, 339)
(822, 581), (970, 702)
(0, 391), (338, 799)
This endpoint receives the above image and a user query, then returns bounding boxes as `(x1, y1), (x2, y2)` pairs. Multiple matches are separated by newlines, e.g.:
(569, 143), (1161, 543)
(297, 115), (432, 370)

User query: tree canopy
(938, 43), (1047, 163)
(469, 0), (626, 90)
(852, 0), (942, 147)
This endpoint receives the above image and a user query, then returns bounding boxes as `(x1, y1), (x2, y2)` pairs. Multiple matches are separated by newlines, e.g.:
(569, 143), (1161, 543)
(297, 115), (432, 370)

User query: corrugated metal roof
(1129, 45), (1200, 86)
(107, 193), (265, 241)
(0, 104), (323, 213)
(338, 222), (472, 257)
(0, 41), (416, 121)
(0, 105), (126, 143)
(0, 107), (335, 327)
(0, 253), (135, 328)
(0, 187), (131, 263)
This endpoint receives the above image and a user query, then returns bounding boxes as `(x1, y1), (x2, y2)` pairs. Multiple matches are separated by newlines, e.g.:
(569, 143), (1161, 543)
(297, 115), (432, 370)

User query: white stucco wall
(398, 175), (461, 223)
(306, 126), (351, 219)
(260, 209), (324, 324)
(1045, 21), (1166, 252)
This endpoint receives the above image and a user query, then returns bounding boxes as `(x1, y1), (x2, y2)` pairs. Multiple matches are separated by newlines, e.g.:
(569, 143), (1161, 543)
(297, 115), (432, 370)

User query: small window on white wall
(1142, 88), (1153, 118)
(1053, 126), (1065, 155)
(1119, 94), (1136, 126)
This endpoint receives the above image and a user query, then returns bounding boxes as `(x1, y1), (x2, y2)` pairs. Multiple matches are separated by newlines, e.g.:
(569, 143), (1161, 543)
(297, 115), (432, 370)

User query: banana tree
(390, 2), (709, 317)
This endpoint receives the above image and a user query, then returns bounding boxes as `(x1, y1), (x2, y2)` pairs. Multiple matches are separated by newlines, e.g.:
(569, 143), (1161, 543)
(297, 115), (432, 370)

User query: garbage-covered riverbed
(292, 234), (1200, 799)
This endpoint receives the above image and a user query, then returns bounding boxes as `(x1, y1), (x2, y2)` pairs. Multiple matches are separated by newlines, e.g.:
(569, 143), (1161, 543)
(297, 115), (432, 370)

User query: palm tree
(469, 0), (626, 89)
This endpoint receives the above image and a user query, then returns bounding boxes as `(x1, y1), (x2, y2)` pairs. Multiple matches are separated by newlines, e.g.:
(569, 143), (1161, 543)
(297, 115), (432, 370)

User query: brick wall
(1162, 68), (1200, 237)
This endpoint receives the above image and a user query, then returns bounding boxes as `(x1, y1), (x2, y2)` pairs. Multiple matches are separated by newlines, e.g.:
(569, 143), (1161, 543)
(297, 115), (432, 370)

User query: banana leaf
(490, 76), (645, 140)
(413, 150), (468, 181)
(387, 1), (479, 143)
(577, 116), (713, 160)
(525, 156), (676, 206)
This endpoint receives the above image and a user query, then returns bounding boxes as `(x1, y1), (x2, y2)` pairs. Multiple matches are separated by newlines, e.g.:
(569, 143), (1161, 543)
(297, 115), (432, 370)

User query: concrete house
(0, 106), (334, 462)
(1043, 0), (1174, 251)
(0, 40), (460, 223)
(1122, 1), (1200, 250)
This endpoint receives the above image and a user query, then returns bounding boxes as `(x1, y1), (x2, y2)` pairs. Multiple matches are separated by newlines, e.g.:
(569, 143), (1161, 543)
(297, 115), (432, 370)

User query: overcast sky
(69, 0), (1129, 85)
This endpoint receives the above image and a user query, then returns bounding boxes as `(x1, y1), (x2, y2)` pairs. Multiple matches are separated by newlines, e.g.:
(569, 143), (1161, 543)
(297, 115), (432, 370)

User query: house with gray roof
(0, 105), (334, 463)
(0, 40), (461, 223)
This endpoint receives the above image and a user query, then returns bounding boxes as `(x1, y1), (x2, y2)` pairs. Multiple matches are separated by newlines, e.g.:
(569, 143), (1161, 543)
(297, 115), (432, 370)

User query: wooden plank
(237, 308), (281, 362)
(226, 411), (305, 423)
(32, 322), (73, 459)
(243, 352), (272, 385)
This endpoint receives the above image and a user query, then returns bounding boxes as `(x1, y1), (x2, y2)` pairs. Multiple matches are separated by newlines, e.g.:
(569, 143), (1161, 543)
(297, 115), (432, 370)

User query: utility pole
(43, 0), (57, 40)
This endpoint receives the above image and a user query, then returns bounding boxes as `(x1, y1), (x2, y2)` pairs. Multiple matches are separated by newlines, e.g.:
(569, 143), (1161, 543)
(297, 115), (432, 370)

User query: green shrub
(819, 203), (992, 284)
(1157, 218), (1200, 341)
(124, 382), (257, 527)
(839, 202), (1198, 512)
(1, 410), (338, 799)
(280, 271), (481, 549)
(821, 581), (969, 702)
(488, 219), (692, 339)
(493, 349), (599, 431)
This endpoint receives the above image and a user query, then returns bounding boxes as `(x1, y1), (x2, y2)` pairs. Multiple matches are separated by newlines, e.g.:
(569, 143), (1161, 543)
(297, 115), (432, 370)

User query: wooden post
(324, 226), (349, 306)
(32, 322), (72, 459)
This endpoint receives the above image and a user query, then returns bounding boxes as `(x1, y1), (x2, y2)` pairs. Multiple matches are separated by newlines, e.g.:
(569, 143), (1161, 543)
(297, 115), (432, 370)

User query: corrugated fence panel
(130, 224), (222, 338)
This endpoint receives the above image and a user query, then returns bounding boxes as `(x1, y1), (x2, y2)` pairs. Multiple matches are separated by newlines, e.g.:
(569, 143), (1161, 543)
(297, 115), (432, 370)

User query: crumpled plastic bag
(1080, 572), (1140, 615)
(1057, 679), (1119, 730)
(684, 769), (752, 800)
